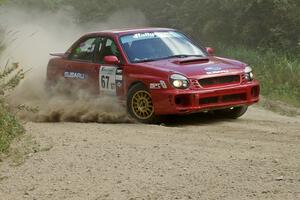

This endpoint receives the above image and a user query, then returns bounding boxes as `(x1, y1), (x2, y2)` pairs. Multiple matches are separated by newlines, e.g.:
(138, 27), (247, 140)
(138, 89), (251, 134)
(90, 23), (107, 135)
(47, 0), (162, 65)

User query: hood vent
(175, 58), (210, 65)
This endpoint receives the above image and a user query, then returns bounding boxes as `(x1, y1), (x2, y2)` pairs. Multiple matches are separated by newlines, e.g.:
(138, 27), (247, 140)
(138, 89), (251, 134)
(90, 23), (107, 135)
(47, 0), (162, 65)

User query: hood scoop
(174, 58), (210, 65)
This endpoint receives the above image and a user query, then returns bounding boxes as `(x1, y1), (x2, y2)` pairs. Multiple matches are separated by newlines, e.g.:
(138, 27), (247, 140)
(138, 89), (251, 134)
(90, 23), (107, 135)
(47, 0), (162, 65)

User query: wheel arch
(127, 81), (148, 95)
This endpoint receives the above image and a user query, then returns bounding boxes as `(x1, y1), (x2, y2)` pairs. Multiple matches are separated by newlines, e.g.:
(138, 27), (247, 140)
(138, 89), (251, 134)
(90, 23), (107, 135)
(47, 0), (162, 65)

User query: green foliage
(0, 62), (25, 94)
(5, 0), (299, 54)
(0, 62), (25, 153)
(218, 46), (300, 107)
(0, 104), (24, 153)
(138, 0), (300, 54)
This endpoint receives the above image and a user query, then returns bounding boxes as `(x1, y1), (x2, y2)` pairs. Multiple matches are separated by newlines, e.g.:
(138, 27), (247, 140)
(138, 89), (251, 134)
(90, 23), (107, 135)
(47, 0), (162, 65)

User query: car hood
(139, 56), (247, 78)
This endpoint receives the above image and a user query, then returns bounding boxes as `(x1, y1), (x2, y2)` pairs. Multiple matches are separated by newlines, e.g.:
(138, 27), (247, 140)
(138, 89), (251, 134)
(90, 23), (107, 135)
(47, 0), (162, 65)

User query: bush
(0, 62), (25, 153)
(0, 104), (24, 153)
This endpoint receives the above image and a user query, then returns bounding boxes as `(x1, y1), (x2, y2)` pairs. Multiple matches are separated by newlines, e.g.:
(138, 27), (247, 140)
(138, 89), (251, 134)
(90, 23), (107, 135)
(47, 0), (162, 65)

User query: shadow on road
(160, 112), (237, 127)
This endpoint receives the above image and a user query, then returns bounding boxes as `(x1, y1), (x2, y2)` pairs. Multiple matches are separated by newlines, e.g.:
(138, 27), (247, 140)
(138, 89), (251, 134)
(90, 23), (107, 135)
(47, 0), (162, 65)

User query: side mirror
(206, 47), (214, 56)
(104, 55), (120, 65)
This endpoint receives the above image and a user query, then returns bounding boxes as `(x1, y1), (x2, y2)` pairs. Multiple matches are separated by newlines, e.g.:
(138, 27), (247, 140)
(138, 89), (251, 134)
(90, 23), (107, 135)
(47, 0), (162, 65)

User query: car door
(96, 37), (124, 97)
(65, 36), (103, 94)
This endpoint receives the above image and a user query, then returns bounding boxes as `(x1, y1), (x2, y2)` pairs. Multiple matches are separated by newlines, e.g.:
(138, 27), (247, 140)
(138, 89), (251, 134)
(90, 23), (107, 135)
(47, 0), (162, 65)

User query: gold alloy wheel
(131, 90), (154, 119)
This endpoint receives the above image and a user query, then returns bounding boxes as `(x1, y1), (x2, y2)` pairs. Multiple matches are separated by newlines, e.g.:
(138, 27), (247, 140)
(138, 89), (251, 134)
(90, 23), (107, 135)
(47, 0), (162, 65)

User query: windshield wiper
(133, 55), (203, 63)
(134, 58), (159, 63)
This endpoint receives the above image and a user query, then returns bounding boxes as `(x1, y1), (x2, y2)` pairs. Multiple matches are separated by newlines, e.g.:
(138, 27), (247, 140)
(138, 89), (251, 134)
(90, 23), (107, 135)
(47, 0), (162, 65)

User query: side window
(98, 38), (121, 63)
(69, 37), (97, 61)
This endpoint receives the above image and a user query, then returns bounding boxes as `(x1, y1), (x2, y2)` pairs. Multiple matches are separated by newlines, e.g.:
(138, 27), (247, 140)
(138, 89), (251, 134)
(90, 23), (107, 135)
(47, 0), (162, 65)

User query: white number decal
(99, 66), (117, 94)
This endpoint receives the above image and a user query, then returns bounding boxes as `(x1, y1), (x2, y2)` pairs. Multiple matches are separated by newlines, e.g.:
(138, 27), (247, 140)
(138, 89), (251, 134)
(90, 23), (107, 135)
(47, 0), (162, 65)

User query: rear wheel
(127, 83), (159, 124)
(214, 106), (248, 119)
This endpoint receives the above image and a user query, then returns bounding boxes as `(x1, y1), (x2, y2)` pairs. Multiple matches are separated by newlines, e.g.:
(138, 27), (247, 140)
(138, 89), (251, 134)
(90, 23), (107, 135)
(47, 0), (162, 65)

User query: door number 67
(101, 75), (110, 89)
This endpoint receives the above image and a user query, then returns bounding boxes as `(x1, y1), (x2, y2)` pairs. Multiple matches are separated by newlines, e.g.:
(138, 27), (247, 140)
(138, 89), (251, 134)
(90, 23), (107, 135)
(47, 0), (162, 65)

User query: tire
(127, 83), (160, 124)
(214, 105), (248, 119)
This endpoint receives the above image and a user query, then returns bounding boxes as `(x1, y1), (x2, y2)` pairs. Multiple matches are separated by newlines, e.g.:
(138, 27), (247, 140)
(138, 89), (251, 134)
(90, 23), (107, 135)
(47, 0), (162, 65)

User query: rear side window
(69, 38), (97, 61)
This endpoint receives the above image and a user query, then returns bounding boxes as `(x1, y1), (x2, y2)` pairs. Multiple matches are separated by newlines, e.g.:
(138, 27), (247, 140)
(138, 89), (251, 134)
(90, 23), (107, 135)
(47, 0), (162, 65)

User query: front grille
(198, 75), (240, 88)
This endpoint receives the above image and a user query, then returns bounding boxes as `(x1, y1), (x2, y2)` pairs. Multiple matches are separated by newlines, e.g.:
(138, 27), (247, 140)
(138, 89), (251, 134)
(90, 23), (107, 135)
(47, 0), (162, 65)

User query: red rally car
(47, 28), (260, 123)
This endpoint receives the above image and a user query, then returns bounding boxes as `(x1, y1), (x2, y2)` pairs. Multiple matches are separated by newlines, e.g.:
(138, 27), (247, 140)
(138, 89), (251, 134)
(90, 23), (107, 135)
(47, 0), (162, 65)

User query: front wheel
(214, 106), (248, 119)
(127, 83), (160, 124)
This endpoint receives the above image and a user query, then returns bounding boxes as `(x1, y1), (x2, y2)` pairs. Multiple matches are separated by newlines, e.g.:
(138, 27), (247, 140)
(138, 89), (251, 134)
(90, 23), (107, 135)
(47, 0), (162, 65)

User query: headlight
(170, 74), (189, 89)
(244, 66), (254, 81)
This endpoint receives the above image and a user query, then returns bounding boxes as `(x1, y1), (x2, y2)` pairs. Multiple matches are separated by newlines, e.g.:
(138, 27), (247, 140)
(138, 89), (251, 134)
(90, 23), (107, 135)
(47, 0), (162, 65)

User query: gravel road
(0, 106), (299, 200)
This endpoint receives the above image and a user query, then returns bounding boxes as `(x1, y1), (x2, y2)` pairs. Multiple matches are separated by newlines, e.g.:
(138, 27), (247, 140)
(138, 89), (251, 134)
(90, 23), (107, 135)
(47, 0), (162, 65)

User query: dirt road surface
(0, 106), (299, 200)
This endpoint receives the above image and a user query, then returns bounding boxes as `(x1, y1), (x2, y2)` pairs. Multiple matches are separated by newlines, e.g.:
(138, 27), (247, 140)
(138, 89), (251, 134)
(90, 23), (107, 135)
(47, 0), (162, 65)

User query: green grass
(218, 47), (300, 107)
(0, 103), (24, 153)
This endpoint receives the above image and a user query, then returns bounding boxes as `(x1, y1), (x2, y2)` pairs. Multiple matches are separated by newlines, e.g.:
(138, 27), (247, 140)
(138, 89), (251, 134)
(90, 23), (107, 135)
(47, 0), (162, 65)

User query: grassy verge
(218, 46), (300, 107)
(0, 103), (24, 153)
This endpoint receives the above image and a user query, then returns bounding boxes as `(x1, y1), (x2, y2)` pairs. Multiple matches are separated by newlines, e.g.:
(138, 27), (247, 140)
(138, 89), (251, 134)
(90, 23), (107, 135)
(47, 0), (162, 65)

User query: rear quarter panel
(46, 57), (67, 84)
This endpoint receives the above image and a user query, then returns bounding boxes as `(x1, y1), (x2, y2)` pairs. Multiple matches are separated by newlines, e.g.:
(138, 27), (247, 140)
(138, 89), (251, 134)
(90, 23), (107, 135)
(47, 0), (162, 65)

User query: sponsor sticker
(150, 81), (168, 89)
(133, 32), (156, 39)
(150, 83), (161, 89)
(116, 75), (123, 81)
(204, 66), (222, 71)
(160, 80), (167, 89)
(64, 71), (87, 80)
(100, 66), (117, 93)
(206, 70), (229, 75)
(117, 82), (122, 87)
(204, 66), (229, 75)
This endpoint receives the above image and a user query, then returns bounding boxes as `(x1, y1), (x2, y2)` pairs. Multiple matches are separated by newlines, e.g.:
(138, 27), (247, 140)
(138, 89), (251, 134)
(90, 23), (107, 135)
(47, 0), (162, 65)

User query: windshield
(119, 31), (206, 63)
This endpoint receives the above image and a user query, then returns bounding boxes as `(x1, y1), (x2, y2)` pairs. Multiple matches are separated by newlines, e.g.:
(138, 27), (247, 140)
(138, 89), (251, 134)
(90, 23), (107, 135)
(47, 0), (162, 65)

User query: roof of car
(85, 27), (176, 36)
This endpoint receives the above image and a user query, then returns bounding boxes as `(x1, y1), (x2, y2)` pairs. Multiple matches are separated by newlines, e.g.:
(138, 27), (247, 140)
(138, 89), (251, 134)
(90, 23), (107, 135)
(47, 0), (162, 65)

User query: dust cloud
(0, 5), (147, 123)
(18, 82), (132, 123)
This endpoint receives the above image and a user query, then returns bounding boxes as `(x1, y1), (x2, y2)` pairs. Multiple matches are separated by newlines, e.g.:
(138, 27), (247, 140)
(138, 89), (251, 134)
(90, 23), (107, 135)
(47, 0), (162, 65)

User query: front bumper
(151, 80), (260, 115)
